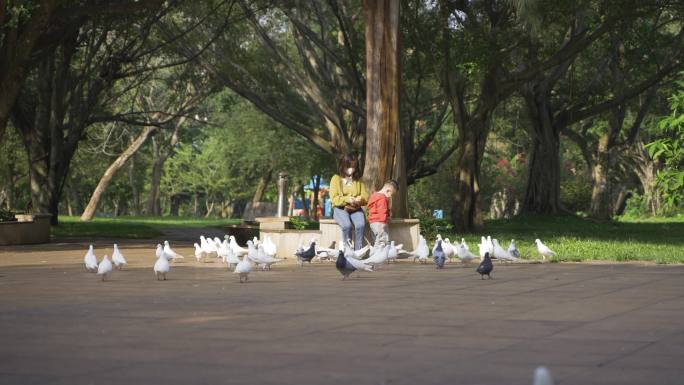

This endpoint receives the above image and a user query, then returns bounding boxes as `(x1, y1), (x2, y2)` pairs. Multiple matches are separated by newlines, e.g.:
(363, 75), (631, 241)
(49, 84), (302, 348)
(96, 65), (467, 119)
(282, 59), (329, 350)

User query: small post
(276, 172), (289, 217)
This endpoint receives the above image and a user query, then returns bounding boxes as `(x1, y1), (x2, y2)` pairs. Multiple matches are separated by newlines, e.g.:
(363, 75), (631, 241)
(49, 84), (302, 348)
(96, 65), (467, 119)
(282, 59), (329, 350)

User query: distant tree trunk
(523, 91), (562, 214)
(128, 156), (140, 215)
(204, 199), (214, 218)
(81, 126), (156, 221)
(362, 0), (408, 218)
(251, 167), (273, 204)
(632, 141), (662, 215)
(589, 134), (616, 220)
(145, 121), (182, 216)
(451, 115), (490, 232)
(169, 194), (182, 216)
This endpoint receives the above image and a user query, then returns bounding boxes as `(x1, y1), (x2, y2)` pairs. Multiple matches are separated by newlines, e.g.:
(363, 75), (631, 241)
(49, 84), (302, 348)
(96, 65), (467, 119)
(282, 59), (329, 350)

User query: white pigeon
(341, 249), (373, 273)
(387, 241), (399, 263)
(234, 255), (252, 283)
(508, 239), (521, 258)
(254, 244), (282, 270)
(194, 243), (206, 262)
(263, 235), (277, 257)
(455, 242), (479, 263)
(163, 240), (184, 261)
(493, 238), (518, 261)
(443, 238), (456, 262)
(111, 244), (127, 270)
(461, 238), (469, 251)
(410, 235), (430, 264)
(97, 254), (113, 281)
(229, 236), (248, 257)
(364, 244), (391, 267)
(532, 366), (554, 385)
(200, 235), (217, 256)
(154, 251), (170, 280)
(535, 239), (557, 261)
(222, 244), (241, 269)
(84, 245), (98, 272)
(487, 236), (495, 254)
(155, 243), (163, 258)
(478, 236), (491, 259)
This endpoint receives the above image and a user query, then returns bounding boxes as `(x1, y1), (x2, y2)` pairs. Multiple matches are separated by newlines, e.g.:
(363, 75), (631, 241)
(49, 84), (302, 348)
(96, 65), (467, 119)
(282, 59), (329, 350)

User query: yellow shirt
(329, 174), (369, 207)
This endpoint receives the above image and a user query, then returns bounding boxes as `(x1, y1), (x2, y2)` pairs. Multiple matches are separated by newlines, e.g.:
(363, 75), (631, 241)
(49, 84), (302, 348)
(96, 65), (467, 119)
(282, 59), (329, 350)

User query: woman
(329, 154), (368, 250)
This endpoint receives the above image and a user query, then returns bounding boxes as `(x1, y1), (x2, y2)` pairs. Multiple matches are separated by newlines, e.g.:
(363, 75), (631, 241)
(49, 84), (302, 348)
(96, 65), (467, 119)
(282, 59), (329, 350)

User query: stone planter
(0, 213), (52, 246)
(319, 218), (420, 250)
(256, 217), (322, 259)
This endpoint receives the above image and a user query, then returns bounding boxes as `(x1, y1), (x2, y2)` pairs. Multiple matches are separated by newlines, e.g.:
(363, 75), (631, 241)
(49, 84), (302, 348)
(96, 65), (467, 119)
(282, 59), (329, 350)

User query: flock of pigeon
(83, 231), (558, 283)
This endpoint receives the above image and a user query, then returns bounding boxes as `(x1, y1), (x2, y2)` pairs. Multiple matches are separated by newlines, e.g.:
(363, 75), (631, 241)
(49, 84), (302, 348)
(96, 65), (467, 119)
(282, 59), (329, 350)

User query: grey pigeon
(433, 240), (446, 269)
(508, 239), (521, 258)
(476, 252), (493, 279)
(335, 250), (355, 280)
(295, 241), (316, 266)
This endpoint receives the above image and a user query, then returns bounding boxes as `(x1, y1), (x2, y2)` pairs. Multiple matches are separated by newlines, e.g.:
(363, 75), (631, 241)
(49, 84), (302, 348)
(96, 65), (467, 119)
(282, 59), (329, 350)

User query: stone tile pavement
(0, 241), (683, 384)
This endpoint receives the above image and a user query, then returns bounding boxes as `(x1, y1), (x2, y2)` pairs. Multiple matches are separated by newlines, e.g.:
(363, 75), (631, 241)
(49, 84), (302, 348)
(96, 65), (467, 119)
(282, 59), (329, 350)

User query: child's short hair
(384, 179), (399, 191)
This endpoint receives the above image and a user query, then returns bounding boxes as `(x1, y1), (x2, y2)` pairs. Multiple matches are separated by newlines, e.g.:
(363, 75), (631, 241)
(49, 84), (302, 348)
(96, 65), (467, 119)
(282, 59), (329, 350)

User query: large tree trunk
(632, 142), (662, 215)
(451, 116), (489, 232)
(0, 0), (58, 142)
(81, 126), (156, 221)
(523, 93), (562, 214)
(362, 0), (409, 218)
(589, 134), (616, 219)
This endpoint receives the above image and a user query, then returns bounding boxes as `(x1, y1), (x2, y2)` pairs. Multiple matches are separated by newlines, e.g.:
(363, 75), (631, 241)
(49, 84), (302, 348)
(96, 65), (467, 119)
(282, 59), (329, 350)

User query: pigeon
(535, 239), (557, 261)
(154, 251), (170, 280)
(363, 244), (391, 267)
(443, 238), (456, 262)
(200, 235), (218, 256)
(97, 255), (113, 281)
(455, 242), (479, 263)
(387, 241), (399, 263)
(155, 243), (163, 258)
(111, 244), (127, 270)
(433, 239), (446, 269)
(478, 236), (490, 259)
(432, 234), (443, 255)
(338, 249), (373, 279)
(476, 252), (493, 279)
(234, 255), (252, 283)
(254, 244), (282, 270)
(508, 239), (521, 258)
(84, 245), (98, 272)
(493, 239), (518, 261)
(461, 238), (469, 251)
(295, 241), (316, 266)
(336, 250), (356, 280)
(163, 240), (184, 261)
(229, 236), (248, 257)
(263, 235), (277, 257)
(221, 243), (241, 269)
(532, 366), (554, 385)
(410, 235), (430, 264)
(194, 243), (207, 262)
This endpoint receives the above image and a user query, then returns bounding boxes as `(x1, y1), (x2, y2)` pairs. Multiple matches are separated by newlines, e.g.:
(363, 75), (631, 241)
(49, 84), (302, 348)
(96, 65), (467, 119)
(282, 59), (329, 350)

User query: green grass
(51, 216), (242, 239)
(443, 214), (684, 264)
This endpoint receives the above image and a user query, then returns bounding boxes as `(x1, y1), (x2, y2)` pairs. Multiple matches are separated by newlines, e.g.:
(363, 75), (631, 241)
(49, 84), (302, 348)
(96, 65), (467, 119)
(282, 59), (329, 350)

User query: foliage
(0, 208), (16, 222)
(288, 216), (318, 230)
(646, 78), (684, 210)
(416, 215), (453, 240)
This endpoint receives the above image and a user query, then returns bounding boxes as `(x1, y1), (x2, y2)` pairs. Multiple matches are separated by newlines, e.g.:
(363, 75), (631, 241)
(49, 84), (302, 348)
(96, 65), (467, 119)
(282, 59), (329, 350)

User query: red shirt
(367, 192), (390, 223)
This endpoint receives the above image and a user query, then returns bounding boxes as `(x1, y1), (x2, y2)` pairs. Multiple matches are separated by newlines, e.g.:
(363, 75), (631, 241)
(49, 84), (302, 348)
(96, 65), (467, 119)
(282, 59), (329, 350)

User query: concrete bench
(319, 218), (420, 251)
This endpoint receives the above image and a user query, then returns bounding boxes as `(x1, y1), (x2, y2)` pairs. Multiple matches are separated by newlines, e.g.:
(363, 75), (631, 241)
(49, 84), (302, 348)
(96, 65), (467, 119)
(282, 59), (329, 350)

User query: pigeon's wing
(345, 255), (373, 271)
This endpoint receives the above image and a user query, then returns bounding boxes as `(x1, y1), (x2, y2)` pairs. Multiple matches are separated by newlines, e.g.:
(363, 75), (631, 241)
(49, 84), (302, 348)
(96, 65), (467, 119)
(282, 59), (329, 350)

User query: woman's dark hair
(337, 153), (361, 180)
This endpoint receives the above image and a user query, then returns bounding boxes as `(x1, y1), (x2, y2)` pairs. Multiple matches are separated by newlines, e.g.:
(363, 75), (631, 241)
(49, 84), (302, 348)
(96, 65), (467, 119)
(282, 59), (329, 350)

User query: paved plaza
(1, 240), (683, 385)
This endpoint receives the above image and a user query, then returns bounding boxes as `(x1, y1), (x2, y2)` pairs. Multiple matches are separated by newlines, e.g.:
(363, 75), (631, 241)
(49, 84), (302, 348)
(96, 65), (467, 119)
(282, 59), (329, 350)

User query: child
(367, 180), (399, 248)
